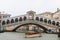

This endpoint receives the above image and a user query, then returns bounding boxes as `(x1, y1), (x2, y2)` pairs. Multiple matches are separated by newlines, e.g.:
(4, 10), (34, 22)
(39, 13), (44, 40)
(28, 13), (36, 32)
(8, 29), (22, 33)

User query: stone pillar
(0, 14), (4, 33)
(0, 22), (4, 33)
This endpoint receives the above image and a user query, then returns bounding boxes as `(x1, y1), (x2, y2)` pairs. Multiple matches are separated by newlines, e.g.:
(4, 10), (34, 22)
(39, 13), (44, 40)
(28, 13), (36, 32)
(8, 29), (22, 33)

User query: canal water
(0, 32), (60, 40)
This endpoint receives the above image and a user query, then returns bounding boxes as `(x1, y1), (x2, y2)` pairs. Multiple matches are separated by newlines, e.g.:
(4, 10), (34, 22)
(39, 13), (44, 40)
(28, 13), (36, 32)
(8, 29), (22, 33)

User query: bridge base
(4, 30), (16, 32)
(0, 30), (4, 33)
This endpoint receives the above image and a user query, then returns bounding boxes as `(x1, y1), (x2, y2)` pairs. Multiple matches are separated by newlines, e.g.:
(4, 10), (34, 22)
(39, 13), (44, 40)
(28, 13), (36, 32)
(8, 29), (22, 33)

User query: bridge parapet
(2, 20), (59, 30)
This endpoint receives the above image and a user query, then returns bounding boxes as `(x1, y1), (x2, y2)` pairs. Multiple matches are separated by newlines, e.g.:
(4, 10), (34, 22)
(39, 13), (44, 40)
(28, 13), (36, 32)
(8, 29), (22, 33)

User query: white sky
(0, 0), (60, 16)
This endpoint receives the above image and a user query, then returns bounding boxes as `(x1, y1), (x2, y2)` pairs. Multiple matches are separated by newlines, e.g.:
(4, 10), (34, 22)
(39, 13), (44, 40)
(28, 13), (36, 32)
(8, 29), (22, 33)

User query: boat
(24, 25), (42, 38)
(25, 31), (42, 38)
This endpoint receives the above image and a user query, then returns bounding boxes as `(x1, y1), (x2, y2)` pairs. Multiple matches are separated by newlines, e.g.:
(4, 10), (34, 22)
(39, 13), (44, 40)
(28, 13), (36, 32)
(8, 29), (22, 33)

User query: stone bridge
(2, 20), (59, 32)
(1, 10), (60, 32)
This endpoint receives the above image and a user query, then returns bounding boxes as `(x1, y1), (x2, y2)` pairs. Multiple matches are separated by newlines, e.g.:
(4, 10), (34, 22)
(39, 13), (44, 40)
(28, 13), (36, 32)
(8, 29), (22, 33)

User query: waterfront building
(39, 8), (60, 20)
(0, 11), (11, 32)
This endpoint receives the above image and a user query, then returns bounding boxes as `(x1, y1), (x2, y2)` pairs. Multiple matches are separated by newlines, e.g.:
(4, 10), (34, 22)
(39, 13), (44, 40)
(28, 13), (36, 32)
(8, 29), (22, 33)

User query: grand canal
(0, 32), (60, 40)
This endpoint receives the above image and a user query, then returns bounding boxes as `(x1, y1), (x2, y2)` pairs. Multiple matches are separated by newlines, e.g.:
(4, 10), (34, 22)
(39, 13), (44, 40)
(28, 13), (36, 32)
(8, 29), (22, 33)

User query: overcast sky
(0, 0), (60, 16)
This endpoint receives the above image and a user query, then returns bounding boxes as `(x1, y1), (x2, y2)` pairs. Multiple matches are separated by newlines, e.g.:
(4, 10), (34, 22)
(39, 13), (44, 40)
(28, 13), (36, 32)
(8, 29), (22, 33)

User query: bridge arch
(11, 19), (15, 23)
(56, 22), (59, 26)
(48, 20), (51, 24)
(52, 21), (55, 25)
(35, 17), (39, 21)
(19, 17), (22, 21)
(2, 20), (6, 25)
(6, 20), (10, 24)
(15, 18), (18, 22)
(44, 19), (47, 23)
(12, 23), (48, 32)
(40, 18), (43, 22)
(23, 16), (27, 21)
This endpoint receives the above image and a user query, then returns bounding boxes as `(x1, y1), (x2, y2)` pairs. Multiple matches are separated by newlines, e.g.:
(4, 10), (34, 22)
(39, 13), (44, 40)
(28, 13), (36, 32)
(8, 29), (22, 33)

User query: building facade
(0, 11), (11, 32)
(39, 8), (60, 20)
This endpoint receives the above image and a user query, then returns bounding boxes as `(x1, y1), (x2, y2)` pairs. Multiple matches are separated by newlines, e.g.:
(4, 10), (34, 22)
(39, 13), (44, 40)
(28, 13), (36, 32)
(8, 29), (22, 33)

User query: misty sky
(0, 0), (60, 16)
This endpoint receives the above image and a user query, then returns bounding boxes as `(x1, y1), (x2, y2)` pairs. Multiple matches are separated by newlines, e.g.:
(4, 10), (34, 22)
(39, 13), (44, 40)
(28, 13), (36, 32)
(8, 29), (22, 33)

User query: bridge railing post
(58, 27), (60, 37)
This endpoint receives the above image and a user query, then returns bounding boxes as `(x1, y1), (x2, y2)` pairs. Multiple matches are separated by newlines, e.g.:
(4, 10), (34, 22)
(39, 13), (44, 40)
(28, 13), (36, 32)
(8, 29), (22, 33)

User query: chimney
(57, 8), (60, 12)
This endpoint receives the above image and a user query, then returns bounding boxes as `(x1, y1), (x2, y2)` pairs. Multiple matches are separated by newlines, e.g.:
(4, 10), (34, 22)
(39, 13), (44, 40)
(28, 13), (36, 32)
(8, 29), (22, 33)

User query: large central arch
(12, 23), (48, 32)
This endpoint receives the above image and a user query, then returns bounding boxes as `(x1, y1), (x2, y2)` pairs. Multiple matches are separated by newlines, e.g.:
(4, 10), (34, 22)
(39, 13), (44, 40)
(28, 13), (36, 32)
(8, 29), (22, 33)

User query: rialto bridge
(0, 10), (60, 33)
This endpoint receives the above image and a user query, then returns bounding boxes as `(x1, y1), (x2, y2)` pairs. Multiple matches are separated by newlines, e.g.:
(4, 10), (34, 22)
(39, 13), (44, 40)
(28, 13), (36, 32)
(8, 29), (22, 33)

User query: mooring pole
(58, 27), (60, 37)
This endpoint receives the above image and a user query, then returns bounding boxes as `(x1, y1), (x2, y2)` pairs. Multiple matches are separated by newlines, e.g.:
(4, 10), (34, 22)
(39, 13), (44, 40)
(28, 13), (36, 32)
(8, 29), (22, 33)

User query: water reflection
(0, 32), (59, 40)
(58, 38), (60, 40)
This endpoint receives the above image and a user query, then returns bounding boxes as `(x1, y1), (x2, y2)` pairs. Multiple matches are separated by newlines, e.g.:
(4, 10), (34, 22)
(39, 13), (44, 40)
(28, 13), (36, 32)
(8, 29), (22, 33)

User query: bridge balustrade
(39, 17), (59, 27)
(2, 15), (60, 28)
(2, 18), (59, 32)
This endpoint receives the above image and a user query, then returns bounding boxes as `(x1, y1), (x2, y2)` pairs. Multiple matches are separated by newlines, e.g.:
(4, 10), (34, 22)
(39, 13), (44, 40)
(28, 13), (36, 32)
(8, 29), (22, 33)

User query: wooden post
(58, 28), (60, 37)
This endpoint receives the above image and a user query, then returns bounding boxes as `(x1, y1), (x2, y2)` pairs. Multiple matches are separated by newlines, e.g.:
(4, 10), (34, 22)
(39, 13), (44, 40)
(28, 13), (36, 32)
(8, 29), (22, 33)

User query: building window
(3, 16), (7, 18)
(3, 15), (10, 18)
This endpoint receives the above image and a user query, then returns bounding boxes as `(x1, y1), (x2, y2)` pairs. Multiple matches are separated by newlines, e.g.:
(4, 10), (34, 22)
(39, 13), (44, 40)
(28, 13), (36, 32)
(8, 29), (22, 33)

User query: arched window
(48, 20), (51, 24)
(11, 19), (14, 23)
(52, 21), (55, 25)
(2, 21), (5, 25)
(36, 17), (39, 21)
(15, 18), (18, 22)
(23, 16), (26, 21)
(6, 20), (10, 24)
(19, 17), (22, 21)
(56, 22), (59, 26)
(40, 18), (43, 22)
(44, 19), (47, 23)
